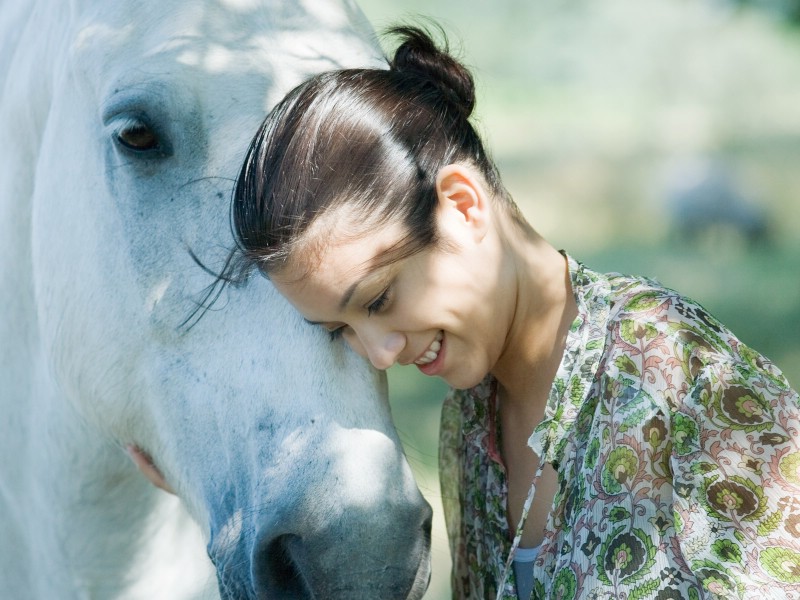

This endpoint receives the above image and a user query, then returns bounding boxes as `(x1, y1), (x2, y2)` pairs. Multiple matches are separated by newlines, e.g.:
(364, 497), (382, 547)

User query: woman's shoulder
(602, 269), (686, 318)
(588, 264), (794, 395)
(599, 268), (732, 353)
(568, 255), (690, 328)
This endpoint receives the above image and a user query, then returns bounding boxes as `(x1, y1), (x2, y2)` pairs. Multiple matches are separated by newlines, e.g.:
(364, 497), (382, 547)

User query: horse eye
(115, 119), (160, 152)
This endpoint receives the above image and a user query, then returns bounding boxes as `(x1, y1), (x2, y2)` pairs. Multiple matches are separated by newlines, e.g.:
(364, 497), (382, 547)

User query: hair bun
(388, 25), (476, 118)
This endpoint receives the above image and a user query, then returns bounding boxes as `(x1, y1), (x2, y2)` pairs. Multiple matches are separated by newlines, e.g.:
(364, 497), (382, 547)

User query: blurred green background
(356, 1), (800, 597)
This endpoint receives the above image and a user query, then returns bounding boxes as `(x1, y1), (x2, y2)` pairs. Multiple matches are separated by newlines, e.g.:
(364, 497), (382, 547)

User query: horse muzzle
(210, 496), (432, 600)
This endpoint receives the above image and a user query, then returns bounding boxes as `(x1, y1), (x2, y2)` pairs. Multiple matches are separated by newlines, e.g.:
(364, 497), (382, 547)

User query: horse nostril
(243, 499), (432, 599)
(253, 533), (312, 599)
(423, 512), (433, 546)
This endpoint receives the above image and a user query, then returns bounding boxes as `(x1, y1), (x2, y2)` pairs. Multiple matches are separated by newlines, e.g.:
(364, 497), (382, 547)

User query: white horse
(0, 1), (432, 598)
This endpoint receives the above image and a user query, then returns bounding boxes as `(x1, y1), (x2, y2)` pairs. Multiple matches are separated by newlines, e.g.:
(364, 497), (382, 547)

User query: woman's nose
(348, 328), (406, 370)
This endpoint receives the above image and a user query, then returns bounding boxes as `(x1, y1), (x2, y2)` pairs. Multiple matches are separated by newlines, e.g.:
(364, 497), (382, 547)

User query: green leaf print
(597, 527), (657, 586)
(569, 375), (585, 406)
(596, 526), (625, 585)
(779, 452), (800, 485)
(619, 320), (658, 345)
(708, 384), (773, 433)
(614, 354), (641, 377)
(739, 344), (785, 387)
(759, 546), (800, 584)
(621, 320), (638, 345)
(629, 578), (660, 600)
(668, 316), (728, 354)
(692, 559), (736, 594)
(625, 291), (663, 312)
(757, 511), (782, 536)
(601, 446), (639, 495)
(701, 475), (768, 522)
(585, 437), (600, 470)
(610, 506), (631, 522)
(711, 538), (742, 564)
(672, 413), (699, 455)
(620, 407), (649, 433)
(552, 377), (566, 400)
(689, 461), (716, 475)
(551, 567), (577, 600)
(586, 337), (604, 352)
(673, 509), (684, 535)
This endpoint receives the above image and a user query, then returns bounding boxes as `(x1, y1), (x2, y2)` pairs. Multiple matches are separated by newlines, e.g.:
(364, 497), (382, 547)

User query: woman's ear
(435, 164), (490, 242)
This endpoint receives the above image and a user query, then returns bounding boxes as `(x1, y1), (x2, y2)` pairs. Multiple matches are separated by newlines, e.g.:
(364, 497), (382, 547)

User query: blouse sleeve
(670, 344), (800, 599)
(439, 387), (465, 576)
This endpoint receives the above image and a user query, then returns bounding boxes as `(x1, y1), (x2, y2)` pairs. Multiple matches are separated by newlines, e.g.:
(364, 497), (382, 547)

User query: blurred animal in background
(662, 157), (770, 246)
(0, 1), (431, 599)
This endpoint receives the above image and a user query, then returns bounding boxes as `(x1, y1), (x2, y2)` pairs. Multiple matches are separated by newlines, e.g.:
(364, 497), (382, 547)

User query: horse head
(0, 1), (431, 598)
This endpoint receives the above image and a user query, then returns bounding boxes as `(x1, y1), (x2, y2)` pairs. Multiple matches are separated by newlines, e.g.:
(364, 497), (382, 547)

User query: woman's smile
(414, 330), (443, 366)
(416, 330), (446, 375)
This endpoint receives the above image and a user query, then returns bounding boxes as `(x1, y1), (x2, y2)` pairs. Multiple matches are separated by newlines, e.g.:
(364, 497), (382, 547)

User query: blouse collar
(528, 253), (611, 464)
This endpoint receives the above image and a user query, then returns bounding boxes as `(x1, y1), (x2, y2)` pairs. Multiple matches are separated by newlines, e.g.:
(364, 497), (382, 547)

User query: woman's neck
(490, 226), (577, 420)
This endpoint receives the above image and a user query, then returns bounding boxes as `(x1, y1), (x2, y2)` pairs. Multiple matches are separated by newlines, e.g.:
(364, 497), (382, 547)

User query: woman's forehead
(277, 212), (408, 285)
(270, 223), (408, 322)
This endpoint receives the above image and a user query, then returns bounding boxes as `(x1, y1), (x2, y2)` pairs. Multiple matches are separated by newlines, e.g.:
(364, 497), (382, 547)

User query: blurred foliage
(357, 1), (800, 598)
(731, 0), (800, 24)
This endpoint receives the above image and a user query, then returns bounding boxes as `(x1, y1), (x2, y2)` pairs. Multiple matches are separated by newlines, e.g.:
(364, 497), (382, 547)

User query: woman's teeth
(415, 331), (443, 365)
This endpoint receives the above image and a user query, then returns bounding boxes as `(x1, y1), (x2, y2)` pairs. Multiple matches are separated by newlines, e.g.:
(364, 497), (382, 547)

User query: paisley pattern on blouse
(439, 254), (800, 600)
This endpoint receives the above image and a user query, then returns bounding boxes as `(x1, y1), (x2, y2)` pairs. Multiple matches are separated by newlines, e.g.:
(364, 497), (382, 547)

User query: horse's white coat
(0, 1), (432, 598)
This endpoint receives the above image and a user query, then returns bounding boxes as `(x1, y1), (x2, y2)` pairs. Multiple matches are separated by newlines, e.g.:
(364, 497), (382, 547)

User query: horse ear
(126, 445), (176, 494)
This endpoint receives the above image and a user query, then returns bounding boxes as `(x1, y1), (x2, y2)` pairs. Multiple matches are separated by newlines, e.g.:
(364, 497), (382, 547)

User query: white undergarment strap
(513, 545), (541, 563)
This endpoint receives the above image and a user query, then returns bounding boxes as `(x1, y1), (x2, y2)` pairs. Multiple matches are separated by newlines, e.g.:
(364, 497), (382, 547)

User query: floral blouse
(439, 254), (800, 600)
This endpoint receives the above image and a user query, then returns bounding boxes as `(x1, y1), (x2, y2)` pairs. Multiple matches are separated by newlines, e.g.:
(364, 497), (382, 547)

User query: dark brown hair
(231, 24), (510, 278)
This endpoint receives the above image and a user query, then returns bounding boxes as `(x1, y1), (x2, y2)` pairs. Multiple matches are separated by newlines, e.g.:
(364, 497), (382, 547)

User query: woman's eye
(367, 289), (390, 316)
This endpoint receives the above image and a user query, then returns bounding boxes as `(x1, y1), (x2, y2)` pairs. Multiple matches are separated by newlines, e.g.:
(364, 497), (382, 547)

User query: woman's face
(270, 177), (510, 389)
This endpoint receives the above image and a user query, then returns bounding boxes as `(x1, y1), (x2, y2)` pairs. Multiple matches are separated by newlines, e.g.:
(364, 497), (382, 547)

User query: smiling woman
(267, 180), (519, 390)
(228, 23), (800, 600)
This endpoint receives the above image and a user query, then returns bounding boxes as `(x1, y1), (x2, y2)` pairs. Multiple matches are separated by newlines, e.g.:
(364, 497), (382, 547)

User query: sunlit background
(355, 0), (800, 597)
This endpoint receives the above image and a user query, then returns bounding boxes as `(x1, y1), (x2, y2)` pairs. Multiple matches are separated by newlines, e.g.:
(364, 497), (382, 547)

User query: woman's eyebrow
(299, 272), (379, 325)
(338, 249), (395, 311)
(339, 279), (363, 311)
